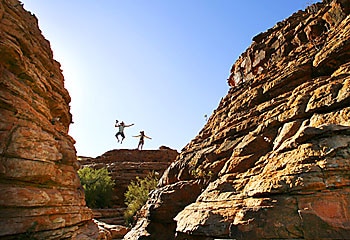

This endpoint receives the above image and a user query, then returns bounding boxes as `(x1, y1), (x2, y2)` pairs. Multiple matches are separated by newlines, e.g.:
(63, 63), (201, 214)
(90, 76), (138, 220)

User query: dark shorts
(115, 132), (125, 138)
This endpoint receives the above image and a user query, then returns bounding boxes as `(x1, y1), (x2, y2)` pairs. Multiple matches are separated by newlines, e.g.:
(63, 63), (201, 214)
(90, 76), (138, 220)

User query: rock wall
(80, 147), (178, 225)
(0, 0), (97, 239)
(125, 1), (350, 239)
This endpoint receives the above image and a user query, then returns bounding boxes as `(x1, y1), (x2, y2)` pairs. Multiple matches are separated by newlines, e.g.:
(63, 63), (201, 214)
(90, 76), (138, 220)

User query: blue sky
(21, 1), (319, 157)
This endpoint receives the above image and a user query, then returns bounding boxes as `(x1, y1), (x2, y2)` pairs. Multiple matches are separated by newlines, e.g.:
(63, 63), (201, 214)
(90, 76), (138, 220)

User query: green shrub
(78, 167), (115, 208)
(124, 172), (158, 225)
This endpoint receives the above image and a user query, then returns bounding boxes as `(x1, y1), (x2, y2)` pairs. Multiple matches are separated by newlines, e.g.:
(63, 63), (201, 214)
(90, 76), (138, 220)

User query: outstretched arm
(125, 123), (134, 127)
(145, 135), (152, 139)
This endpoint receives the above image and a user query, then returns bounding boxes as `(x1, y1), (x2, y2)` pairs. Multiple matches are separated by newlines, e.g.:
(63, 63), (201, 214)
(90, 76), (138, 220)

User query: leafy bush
(78, 167), (115, 208)
(124, 172), (158, 225)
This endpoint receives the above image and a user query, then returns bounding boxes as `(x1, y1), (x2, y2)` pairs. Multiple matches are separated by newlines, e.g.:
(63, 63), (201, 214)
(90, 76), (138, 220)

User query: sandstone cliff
(0, 0), (97, 239)
(125, 1), (350, 239)
(80, 147), (178, 225)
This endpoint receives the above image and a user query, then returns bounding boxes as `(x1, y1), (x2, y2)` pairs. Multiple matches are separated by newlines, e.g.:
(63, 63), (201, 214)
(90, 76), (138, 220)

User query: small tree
(124, 172), (158, 225)
(78, 167), (115, 209)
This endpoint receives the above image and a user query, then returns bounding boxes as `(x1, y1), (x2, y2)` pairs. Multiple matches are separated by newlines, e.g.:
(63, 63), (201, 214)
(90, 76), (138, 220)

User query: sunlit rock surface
(125, 1), (350, 239)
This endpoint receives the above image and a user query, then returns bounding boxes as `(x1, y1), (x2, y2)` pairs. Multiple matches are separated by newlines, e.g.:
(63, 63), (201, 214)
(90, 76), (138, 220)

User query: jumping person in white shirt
(115, 120), (134, 143)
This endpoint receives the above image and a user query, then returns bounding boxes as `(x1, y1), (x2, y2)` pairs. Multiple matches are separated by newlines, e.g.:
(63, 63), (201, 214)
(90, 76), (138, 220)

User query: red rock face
(125, 1), (350, 239)
(80, 148), (178, 221)
(0, 1), (97, 239)
(80, 148), (178, 231)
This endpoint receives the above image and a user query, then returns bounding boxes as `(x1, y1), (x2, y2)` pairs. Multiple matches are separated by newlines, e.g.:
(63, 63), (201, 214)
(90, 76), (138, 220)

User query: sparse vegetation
(124, 172), (159, 225)
(78, 167), (115, 209)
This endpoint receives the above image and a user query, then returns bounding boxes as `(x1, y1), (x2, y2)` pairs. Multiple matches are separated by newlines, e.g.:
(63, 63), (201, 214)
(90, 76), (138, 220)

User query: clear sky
(21, 0), (319, 157)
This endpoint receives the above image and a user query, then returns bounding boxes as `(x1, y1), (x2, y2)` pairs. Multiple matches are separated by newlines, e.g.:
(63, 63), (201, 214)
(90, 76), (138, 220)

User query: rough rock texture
(92, 208), (127, 226)
(0, 0), (96, 239)
(80, 147), (178, 225)
(125, 1), (350, 239)
(94, 219), (129, 240)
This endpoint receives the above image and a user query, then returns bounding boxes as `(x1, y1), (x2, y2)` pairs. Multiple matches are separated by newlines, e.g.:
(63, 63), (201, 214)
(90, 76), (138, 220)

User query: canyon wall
(0, 0), (97, 239)
(80, 147), (178, 225)
(125, 1), (350, 239)
(80, 147), (178, 207)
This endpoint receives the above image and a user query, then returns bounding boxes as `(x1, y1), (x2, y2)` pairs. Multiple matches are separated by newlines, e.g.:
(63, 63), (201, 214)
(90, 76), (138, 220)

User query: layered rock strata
(0, 0), (96, 239)
(80, 147), (178, 224)
(125, 1), (350, 239)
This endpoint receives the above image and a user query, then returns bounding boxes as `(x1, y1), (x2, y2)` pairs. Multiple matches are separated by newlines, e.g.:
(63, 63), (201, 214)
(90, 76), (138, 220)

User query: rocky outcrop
(0, 0), (96, 239)
(80, 147), (178, 225)
(125, 1), (350, 239)
(94, 219), (129, 240)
